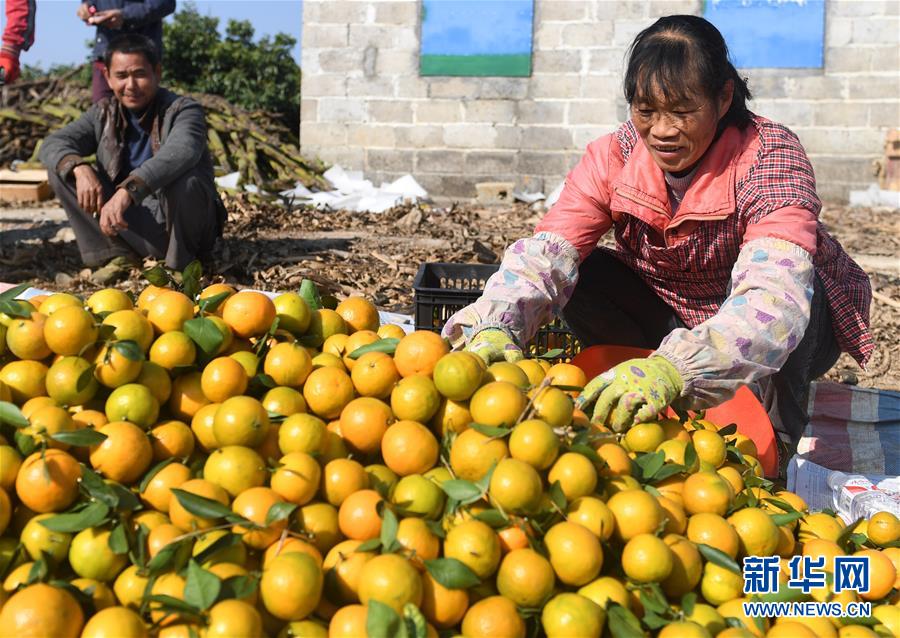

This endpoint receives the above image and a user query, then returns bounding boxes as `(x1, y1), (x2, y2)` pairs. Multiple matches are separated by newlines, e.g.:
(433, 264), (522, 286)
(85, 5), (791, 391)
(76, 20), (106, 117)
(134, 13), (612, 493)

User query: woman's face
(631, 81), (733, 174)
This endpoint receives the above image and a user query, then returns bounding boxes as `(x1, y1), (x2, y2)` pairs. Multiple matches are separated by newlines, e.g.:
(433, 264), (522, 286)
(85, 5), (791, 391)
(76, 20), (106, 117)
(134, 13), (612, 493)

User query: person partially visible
(1, 0), (36, 84)
(77, 0), (176, 102)
(39, 33), (225, 284)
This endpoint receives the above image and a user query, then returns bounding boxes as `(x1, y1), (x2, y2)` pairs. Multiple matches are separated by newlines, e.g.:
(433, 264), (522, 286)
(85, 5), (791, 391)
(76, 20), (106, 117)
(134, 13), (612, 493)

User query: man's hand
(0, 53), (19, 84)
(76, 2), (92, 22)
(89, 9), (124, 29)
(577, 356), (683, 432)
(99, 189), (132, 237)
(466, 328), (523, 364)
(73, 164), (105, 215)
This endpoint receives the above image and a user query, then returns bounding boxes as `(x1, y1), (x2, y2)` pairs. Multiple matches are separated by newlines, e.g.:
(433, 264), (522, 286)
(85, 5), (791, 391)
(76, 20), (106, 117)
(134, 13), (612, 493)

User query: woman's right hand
(466, 328), (523, 364)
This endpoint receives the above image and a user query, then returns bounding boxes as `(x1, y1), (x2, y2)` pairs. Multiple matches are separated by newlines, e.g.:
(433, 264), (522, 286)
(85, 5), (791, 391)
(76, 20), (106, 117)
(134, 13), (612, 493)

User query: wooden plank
(0, 169), (49, 183)
(0, 182), (53, 202)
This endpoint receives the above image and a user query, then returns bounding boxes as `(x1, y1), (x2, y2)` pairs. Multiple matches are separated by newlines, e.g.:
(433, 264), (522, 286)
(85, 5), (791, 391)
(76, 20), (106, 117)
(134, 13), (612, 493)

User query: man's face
(104, 52), (160, 111)
(631, 80), (733, 175)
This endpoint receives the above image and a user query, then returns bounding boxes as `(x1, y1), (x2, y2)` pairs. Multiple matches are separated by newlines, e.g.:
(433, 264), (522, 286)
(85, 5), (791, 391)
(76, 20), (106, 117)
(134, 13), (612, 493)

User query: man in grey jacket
(40, 33), (225, 283)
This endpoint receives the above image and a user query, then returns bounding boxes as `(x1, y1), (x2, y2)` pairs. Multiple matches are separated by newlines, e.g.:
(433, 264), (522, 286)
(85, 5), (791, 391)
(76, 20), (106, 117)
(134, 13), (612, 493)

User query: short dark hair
(624, 15), (752, 130)
(103, 33), (159, 68)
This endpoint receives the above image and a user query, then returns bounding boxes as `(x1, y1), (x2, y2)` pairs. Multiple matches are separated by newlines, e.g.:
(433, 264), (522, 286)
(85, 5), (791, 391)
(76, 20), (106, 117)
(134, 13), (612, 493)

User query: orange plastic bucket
(571, 345), (778, 478)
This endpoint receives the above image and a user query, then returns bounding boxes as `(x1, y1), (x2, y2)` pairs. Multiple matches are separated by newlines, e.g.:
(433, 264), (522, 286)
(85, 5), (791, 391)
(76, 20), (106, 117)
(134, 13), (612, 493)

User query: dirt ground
(1, 195), (897, 390)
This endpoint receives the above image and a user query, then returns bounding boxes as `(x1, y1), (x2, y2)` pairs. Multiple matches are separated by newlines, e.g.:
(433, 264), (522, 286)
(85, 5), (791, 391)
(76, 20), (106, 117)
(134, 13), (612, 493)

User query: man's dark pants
(49, 166), (221, 271)
(562, 249), (841, 446)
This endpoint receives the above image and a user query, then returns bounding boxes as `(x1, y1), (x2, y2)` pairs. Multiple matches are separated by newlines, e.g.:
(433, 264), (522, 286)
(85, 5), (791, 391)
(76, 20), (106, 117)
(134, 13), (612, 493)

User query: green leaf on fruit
(424, 558), (481, 589)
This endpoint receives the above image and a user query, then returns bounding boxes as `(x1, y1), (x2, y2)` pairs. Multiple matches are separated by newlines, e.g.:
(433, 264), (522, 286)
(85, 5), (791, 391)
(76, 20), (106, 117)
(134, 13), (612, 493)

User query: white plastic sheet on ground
(215, 165), (429, 214)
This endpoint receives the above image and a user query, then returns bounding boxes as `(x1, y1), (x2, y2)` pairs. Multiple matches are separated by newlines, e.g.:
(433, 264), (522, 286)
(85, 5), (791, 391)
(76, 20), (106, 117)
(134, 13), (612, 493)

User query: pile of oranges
(0, 280), (898, 638)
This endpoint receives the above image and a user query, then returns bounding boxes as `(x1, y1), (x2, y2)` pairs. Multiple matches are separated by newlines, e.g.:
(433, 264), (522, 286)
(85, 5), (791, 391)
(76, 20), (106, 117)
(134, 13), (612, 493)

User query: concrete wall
(300, 0), (899, 202)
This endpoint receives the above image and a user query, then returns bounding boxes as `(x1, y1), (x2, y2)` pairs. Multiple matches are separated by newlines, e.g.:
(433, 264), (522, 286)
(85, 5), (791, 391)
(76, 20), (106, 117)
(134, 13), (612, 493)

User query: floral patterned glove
(577, 356), (683, 432)
(466, 328), (524, 364)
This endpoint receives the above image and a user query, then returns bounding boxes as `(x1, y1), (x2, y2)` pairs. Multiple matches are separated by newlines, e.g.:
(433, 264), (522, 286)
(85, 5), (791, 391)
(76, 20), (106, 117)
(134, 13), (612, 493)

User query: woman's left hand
(577, 356), (683, 431)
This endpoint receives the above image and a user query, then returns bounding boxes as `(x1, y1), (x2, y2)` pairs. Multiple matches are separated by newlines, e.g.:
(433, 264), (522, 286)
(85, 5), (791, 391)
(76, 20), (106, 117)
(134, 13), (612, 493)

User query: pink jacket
(443, 115), (872, 409)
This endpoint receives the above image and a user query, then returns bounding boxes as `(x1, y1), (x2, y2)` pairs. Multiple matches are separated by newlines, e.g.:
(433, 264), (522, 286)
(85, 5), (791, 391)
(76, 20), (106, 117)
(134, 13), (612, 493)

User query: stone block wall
(300, 0), (899, 201)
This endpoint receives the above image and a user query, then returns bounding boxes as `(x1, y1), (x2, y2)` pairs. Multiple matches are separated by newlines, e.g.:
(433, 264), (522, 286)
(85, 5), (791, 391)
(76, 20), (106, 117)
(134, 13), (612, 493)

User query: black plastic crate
(412, 262), (580, 362)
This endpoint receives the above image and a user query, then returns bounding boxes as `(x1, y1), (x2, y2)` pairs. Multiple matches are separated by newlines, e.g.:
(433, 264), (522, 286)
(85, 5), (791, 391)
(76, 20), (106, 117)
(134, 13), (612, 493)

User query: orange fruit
(544, 521), (604, 586)
(260, 552), (324, 621)
(105, 383), (159, 428)
(204, 445), (267, 497)
(381, 420), (439, 476)
(486, 362), (530, 389)
(140, 461), (192, 512)
(395, 517), (440, 567)
(578, 576), (631, 611)
(264, 342), (313, 388)
(390, 374), (441, 423)
(530, 386), (574, 428)
(339, 397), (393, 455)
(23, 404), (77, 450)
(0, 360), (48, 402)
(0, 583), (84, 638)
(213, 395), (270, 447)
(450, 428), (509, 481)
(190, 403), (220, 452)
(303, 366), (355, 420)
(338, 489), (383, 541)
(69, 526), (128, 582)
(682, 471), (735, 516)
(548, 452), (598, 501)
(136, 285), (167, 312)
(6, 312), (51, 360)
(147, 290), (194, 334)
(168, 369), (210, 422)
(205, 599), (263, 638)
(497, 548), (555, 607)
(90, 421), (153, 484)
(149, 420), (195, 461)
(149, 331), (196, 370)
(278, 413), (327, 455)
(377, 324), (406, 340)
(433, 351), (485, 401)
(201, 356), (248, 402)
(358, 553), (423, 613)
(222, 291), (276, 338)
(232, 486), (287, 549)
(444, 520), (501, 580)
(0, 446), (22, 491)
(71, 578), (117, 612)
(622, 533), (674, 583)
(516, 359), (546, 386)
(263, 536), (322, 568)
(328, 605), (367, 638)
(135, 361), (173, 404)
(489, 458), (543, 513)
(305, 309), (348, 348)
(624, 422), (666, 453)
(854, 549), (896, 601)
(393, 330), (449, 378)
(271, 452), (321, 506)
(469, 381), (527, 428)
(43, 305), (98, 356)
(798, 511), (845, 544)
(146, 523), (183, 559)
(168, 478), (231, 532)
(727, 507), (780, 557)
(692, 429), (727, 467)
(341, 330), (380, 371)
(430, 396), (473, 437)
(321, 458), (369, 507)
(86, 288), (133, 314)
(567, 496), (616, 541)
(461, 595), (526, 638)
(272, 292), (311, 335)
(350, 351), (399, 399)
(545, 362), (587, 392)
(335, 296), (380, 333)
(867, 511), (900, 547)
(101, 310), (154, 353)
(661, 533), (702, 597)
(541, 593), (605, 638)
(686, 512), (741, 559)
(15, 449), (81, 513)
(421, 570), (469, 629)
(606, 489), (664, 542)
(261, 386), (306, 417)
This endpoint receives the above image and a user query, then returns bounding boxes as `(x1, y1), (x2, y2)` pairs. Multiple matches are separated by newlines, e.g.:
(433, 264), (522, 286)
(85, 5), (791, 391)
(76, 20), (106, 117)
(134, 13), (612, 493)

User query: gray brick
(299, 122), (347, 147)
(869, 45), (900, 72)
(395, 125), (443, 147)
(530, 74), (582, 99)
(561, 22), (614, 48)
(302, 0), (322, 23)
(521, 126), (573, 150)
(613, 3), (648, 19)
(416, 174), (476, 199)
(648, 0), (702, 17)
(829, 1), (893, 17)
(518, 151), (571, 174)
(479, 79), (530, 100)
(366, 149), (414, 173)
(750, 100), (816, 127)
(744, 73), (788, 99)
(320, 146), (365, 170)
(538, 1), (587, 22)
(581, 74), (621, 99)
(534, 22), (565, 49)
(428, 77), (481, 99)
(300, 99), (317, 123)
(316, 2), (368, 23)
(465, 151), (520, 175)
(415, 100), (463, 123)
(613, 19), (655, 46)
(348, 124), (396, 147)
(868, 102), (900, 127)
(300, 49), (322, 74)
(318, 49), (360, 73)
(568, 100), (618, 125)
(304, 25), (348, 48)
(374, 2), (418, 25)
(395, 77), (429, 99)
(571, 126), (604, 150)
(368, 100), (413, 123)
(826, 16), (853, 47)
(317, 97), (367, 122)
(347, 77), (396, 98)
(494, 125), (523, 148)
(824, 47), (873, 73)
(301, 74), (347, 98)
(785, 76), (847, 100)
(444, 124), (499, 148)
(796, 127), (885, 155)
(517, 100), (566, 124)
(844, 75), (899, 100)
(416, 150), (466, 173)
(349, 24), (418, 50)
(851, 16), (900, 44)
(376, 50), (417, 75)
(813, 101), (871, 127)
(463, 100), (517, 123)
(588, 48), (628, 74)
(533, 50), (583, 74)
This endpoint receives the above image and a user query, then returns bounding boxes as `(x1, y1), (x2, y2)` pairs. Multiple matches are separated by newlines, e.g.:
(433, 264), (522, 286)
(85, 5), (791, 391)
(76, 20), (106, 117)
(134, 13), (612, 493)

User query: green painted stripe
(420, 54), (532, 77)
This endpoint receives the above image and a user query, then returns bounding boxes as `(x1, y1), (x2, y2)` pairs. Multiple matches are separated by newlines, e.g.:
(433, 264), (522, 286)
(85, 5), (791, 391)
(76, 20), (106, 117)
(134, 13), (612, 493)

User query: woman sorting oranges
(443, 15), (872, 467)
